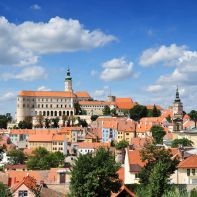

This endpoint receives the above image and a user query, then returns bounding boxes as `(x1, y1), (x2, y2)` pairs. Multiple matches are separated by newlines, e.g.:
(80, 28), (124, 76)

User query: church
(16, 68), (91, 124)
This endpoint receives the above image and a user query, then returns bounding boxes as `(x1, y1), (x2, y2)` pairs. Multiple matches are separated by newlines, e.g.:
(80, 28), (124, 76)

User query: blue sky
(0, 0), (197, 115)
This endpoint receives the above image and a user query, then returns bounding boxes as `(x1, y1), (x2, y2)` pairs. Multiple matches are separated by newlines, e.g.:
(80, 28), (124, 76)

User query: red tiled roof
(127, 149), (146, 172)
(75, 91), (91, 98)
(178, 155), (197, 168)
(18, 91), (76, 98)
(28, 134), (53, 142)
(111, 185), (135, 197)
(115, 98), (135, 110)
(117, 167), (124, 183)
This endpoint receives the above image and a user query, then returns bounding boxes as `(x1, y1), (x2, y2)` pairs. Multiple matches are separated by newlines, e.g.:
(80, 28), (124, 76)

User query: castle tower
(65, 67), (73, 92)
(172, 87), (183, 132)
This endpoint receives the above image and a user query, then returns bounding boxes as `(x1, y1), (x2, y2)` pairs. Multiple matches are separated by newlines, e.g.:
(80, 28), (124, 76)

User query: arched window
(63, 111), (65, 115)
(70, 111), (73, 116)
(59, 111), (62, 116)
(55, 111), (57, 116)
(51, 111), (53, 116)
(67, 111), (69, 116)
(43, 111), (46, 116)
(47, 111), (49, 116)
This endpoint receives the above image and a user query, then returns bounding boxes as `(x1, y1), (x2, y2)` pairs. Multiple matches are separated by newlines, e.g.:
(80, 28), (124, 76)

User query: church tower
(172, 87), (183, 132)
(65, 67), (73, 92)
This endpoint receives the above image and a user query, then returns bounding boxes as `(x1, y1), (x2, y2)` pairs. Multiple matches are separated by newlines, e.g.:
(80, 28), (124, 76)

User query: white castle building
(16, 68), (91, 123)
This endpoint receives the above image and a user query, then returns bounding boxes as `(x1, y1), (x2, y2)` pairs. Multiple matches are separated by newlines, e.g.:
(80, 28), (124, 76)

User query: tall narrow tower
(172, 87), (183, 132)
(65, 67), (73, 92)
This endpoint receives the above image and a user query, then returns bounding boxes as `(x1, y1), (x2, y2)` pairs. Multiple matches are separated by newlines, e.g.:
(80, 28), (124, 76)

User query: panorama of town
(1, 1), (197, 197)
(0, 68), (197, 196)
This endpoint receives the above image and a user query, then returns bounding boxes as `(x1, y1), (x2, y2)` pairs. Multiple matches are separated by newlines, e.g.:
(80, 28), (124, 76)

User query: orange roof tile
(103, 121), (118, 129)
(131, 137), (152, 149)
(136, 123), (152, 133)
(75, 91), (91, 98)
(28, 134), (53, 142)
(115, 98), (135, 110)
(18, 91), (76, 98)
(118, 119), (136, 132)
(52, 134), (65, 141)
(128, 149), (146, 168)
(178, 155), (197, 168)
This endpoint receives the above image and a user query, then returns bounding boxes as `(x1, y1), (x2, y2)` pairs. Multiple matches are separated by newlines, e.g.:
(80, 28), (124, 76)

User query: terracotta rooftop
(18, 91), (76, 98)
(178, 154), (197, 168)
(75, 91), (91, 98)
(77, 142), (110, 149)
(115, 98), (135, 110)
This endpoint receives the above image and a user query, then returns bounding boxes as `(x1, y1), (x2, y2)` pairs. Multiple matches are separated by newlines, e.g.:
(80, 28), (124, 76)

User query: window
(19, 190), (28, 197)
(187, 169), (190, 176)
(192, 169), (195, 175)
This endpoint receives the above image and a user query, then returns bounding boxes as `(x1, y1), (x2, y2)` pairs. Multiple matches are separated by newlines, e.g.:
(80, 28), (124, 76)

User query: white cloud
(37, 86), (51, 91)
(0, 16), (116, 67)
(139, 44), (186, 66)
(144, 44), (197, 111)
(1, 66), (47, 81)
(93, 86), (109, 99)
(100, 57), (136, 81)
(31, 4), (41, 10)
(0, 92), (16, 102)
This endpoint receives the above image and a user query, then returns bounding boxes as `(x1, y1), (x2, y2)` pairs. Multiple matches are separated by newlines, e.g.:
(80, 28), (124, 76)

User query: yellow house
(28, 134), (53, 152)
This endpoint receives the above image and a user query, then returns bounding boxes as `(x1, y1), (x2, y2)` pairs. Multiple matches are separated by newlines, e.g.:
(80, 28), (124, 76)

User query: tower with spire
(64, 67), (73, 92)
(172, 86), (183, 132)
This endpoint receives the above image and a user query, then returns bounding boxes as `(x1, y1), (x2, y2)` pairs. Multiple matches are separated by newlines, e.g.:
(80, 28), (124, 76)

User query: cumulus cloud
(92, 86), (109, 99)
(31, 4), (41, 10)
(143, 44), (197, 111)
(100, 57), (136, 81)
(0, 16), (116, 67)
(139, 44), (186, 66)
(0, 92), (16, 102)
(1, 66), (47, 81)
(37, 86), (51, 91)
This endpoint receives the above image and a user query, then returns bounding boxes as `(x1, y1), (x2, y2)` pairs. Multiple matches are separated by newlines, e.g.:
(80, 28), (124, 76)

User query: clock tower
(65, 67), (73, 92)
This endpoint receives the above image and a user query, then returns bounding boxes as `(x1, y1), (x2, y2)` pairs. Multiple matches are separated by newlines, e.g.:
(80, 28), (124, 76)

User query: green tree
(91, 115), (99, 121)
(27, 147), (64, 170)
(18, 116), (33, 129)
(189, 110), (197, 128)
(0, 182), (12, 197)
(62, 115), (68, 127)
(190, 188), (197, 197)
(110, 108), (117, 116)
(166, 115), (172, 123)
(0, 114), (12, 129)
(151, 105), (161, 117)
(78, 119), (88, 127)
(51, 118), (59, 128)
(171, 138), (193, 148)
(70, 147), (121, 197)
(115, 140), (129, 150)
(7, 149), (26, 164)
(36, 114), (44, 128)
(129, 105), (148, 121)
(74, 102), (83, 115)
(44, 118), (50, 128)
(151, 125), (166, 144)
(138, 143), (179, 197)
(103, 106), (111, 116)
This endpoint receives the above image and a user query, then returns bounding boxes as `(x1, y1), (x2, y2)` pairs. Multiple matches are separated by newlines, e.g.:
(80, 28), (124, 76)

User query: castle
(16, 68), (91, 123)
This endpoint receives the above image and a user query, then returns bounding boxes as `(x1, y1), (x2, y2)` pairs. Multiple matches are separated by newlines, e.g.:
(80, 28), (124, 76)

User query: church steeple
(64, 67), (73, 92)
(174, 86), (180, 102)
(172, 86), (183, 132)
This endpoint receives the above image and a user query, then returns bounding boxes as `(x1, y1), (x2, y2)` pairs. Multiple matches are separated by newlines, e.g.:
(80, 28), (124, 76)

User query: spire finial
(175, 85), (180, 102)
